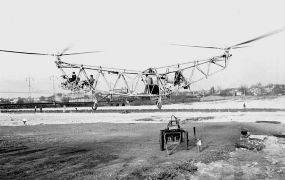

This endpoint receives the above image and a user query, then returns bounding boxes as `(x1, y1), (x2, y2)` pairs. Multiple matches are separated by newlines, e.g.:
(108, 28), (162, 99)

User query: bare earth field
(1, 119), (285, 179)
(1, 97), (285, 179)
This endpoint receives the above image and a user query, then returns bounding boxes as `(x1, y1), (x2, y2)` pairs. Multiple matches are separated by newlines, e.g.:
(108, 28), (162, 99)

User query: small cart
(159, 115), (189, 155)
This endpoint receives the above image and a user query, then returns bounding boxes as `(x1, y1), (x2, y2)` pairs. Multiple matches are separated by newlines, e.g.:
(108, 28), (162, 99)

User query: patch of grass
(120, 161), (197, 180)
(256, 121), (281, 124)
(0, 143), (119, 180)
(197, 146), (234, 164)
(135, 118), (154, 122)
(184, 116), (214, 122)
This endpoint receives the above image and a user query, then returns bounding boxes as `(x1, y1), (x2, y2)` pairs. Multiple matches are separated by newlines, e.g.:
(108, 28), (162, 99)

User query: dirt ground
(1, 121), (284, 180)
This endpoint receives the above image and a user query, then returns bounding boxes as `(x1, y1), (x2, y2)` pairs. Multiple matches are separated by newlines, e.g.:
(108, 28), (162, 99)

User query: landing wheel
(125, 99), (130, 105)
(157, 96), (162, 110)
(92, 102), (98, 110)
(157, 102), (162, 110)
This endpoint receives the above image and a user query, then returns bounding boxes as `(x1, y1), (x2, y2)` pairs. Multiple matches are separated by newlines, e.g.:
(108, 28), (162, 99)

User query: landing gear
(157, 102), (162, 110)
(157, 96), (162, 110)
(92, 102), (98, 110)
(92, 98), (98, 110)
(125, 99), (130, 105)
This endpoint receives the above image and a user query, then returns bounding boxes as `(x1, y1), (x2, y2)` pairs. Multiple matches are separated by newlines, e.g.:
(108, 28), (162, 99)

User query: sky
(0, 0), (285, 98)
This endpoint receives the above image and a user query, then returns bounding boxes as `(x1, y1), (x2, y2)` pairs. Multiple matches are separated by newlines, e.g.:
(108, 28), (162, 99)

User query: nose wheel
(92, 98), (98, 110)
(92, 102), (98, 110)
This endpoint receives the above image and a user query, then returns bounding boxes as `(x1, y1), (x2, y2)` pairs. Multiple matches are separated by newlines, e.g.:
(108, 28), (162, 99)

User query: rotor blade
(60, 46), (72, 55)
(232, 27), (285, 47)
(170, 44), (223, 50)
(61, 51), (102, 56)
(0, 49), (51, 56)
(231, 46), (249, 49)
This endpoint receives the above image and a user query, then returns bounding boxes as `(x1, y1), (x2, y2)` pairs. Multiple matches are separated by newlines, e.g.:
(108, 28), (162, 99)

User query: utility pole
(49, 75), (57, 102)
(26, 77), (34, 103)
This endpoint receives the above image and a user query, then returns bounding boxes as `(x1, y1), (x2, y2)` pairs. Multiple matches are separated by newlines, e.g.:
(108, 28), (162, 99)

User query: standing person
(146, 75), (153, 93)
(80, 74), (95, 88)
(144, 74), (153, 94)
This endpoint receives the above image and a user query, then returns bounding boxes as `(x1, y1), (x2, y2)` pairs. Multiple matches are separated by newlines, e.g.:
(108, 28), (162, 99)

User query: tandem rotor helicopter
(0, 28), (284, 110)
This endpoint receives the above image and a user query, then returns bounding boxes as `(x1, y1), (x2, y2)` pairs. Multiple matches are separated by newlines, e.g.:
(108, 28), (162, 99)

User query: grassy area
(0, 122), (284, 179)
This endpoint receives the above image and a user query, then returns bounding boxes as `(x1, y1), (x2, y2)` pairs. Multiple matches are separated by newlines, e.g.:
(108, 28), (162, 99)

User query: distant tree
(251, 82), (262, 88)
(266, 83), (274, 88)
(62, 96), (70, 103)
(16, 97), (25, 104)
(0, 98), (11, 104)
(56, 93), (63, 97)
(220, 89), (231, 96)
(84, 95), (90, 99)
(273, 85), (283, 95)
(210, 87), (215, 95)
(39, 96), (46, 102)
(239, 85), (248, 96)
(250, 82), (266, 95)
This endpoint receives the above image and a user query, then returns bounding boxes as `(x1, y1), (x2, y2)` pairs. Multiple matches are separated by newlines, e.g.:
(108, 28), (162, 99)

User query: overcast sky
(0, 0), (285, 98)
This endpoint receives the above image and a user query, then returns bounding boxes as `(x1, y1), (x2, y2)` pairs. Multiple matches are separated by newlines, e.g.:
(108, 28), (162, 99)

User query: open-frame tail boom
(54, 48), (231, 110)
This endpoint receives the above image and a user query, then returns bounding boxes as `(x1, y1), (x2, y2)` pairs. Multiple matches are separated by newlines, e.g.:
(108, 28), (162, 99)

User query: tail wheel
(157, 102), (162, 110)
(157, 96), (162, 110)
(92, 102), (98, 110)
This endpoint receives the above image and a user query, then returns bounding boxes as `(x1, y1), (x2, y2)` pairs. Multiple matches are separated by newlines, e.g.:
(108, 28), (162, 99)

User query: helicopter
(0, 28), (284, 110)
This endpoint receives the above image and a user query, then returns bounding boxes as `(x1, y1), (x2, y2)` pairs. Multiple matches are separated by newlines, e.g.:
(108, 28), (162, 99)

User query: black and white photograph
(1, 0), (285, 179)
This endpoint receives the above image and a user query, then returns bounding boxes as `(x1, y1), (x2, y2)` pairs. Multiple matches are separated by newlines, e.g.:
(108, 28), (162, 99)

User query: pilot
(69, 72), (76, 82)
(174, 70), (184, 86)
(89, 75), (95, 85)
(81, 74), (95, 88)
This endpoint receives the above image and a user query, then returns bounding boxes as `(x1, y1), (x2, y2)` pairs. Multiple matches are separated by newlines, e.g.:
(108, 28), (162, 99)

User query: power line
(25, 77), (34, 102)
(49, 75), (57, 102)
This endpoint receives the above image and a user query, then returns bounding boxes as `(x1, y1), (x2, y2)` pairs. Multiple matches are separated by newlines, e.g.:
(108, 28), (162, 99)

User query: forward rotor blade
(170, 44), (223, 50)
(0, 49), (51, 56)
(61, 51), (102, 56)
(232, 27), (285, 47)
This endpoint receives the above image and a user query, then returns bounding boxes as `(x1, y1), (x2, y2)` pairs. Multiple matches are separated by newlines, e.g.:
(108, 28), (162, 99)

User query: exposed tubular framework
(55, 50), (230, 104)
(0, 28), (283, 109)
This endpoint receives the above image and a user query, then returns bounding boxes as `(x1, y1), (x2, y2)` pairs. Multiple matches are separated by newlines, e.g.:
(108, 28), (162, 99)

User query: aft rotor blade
(0, 49), (51, 56)
(61, 51), (102, 56)
(232, 27), (285, 47)
(170, 44), (223, 50)
(231, 46), (249, 49)
(60, 46), (72, 55)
